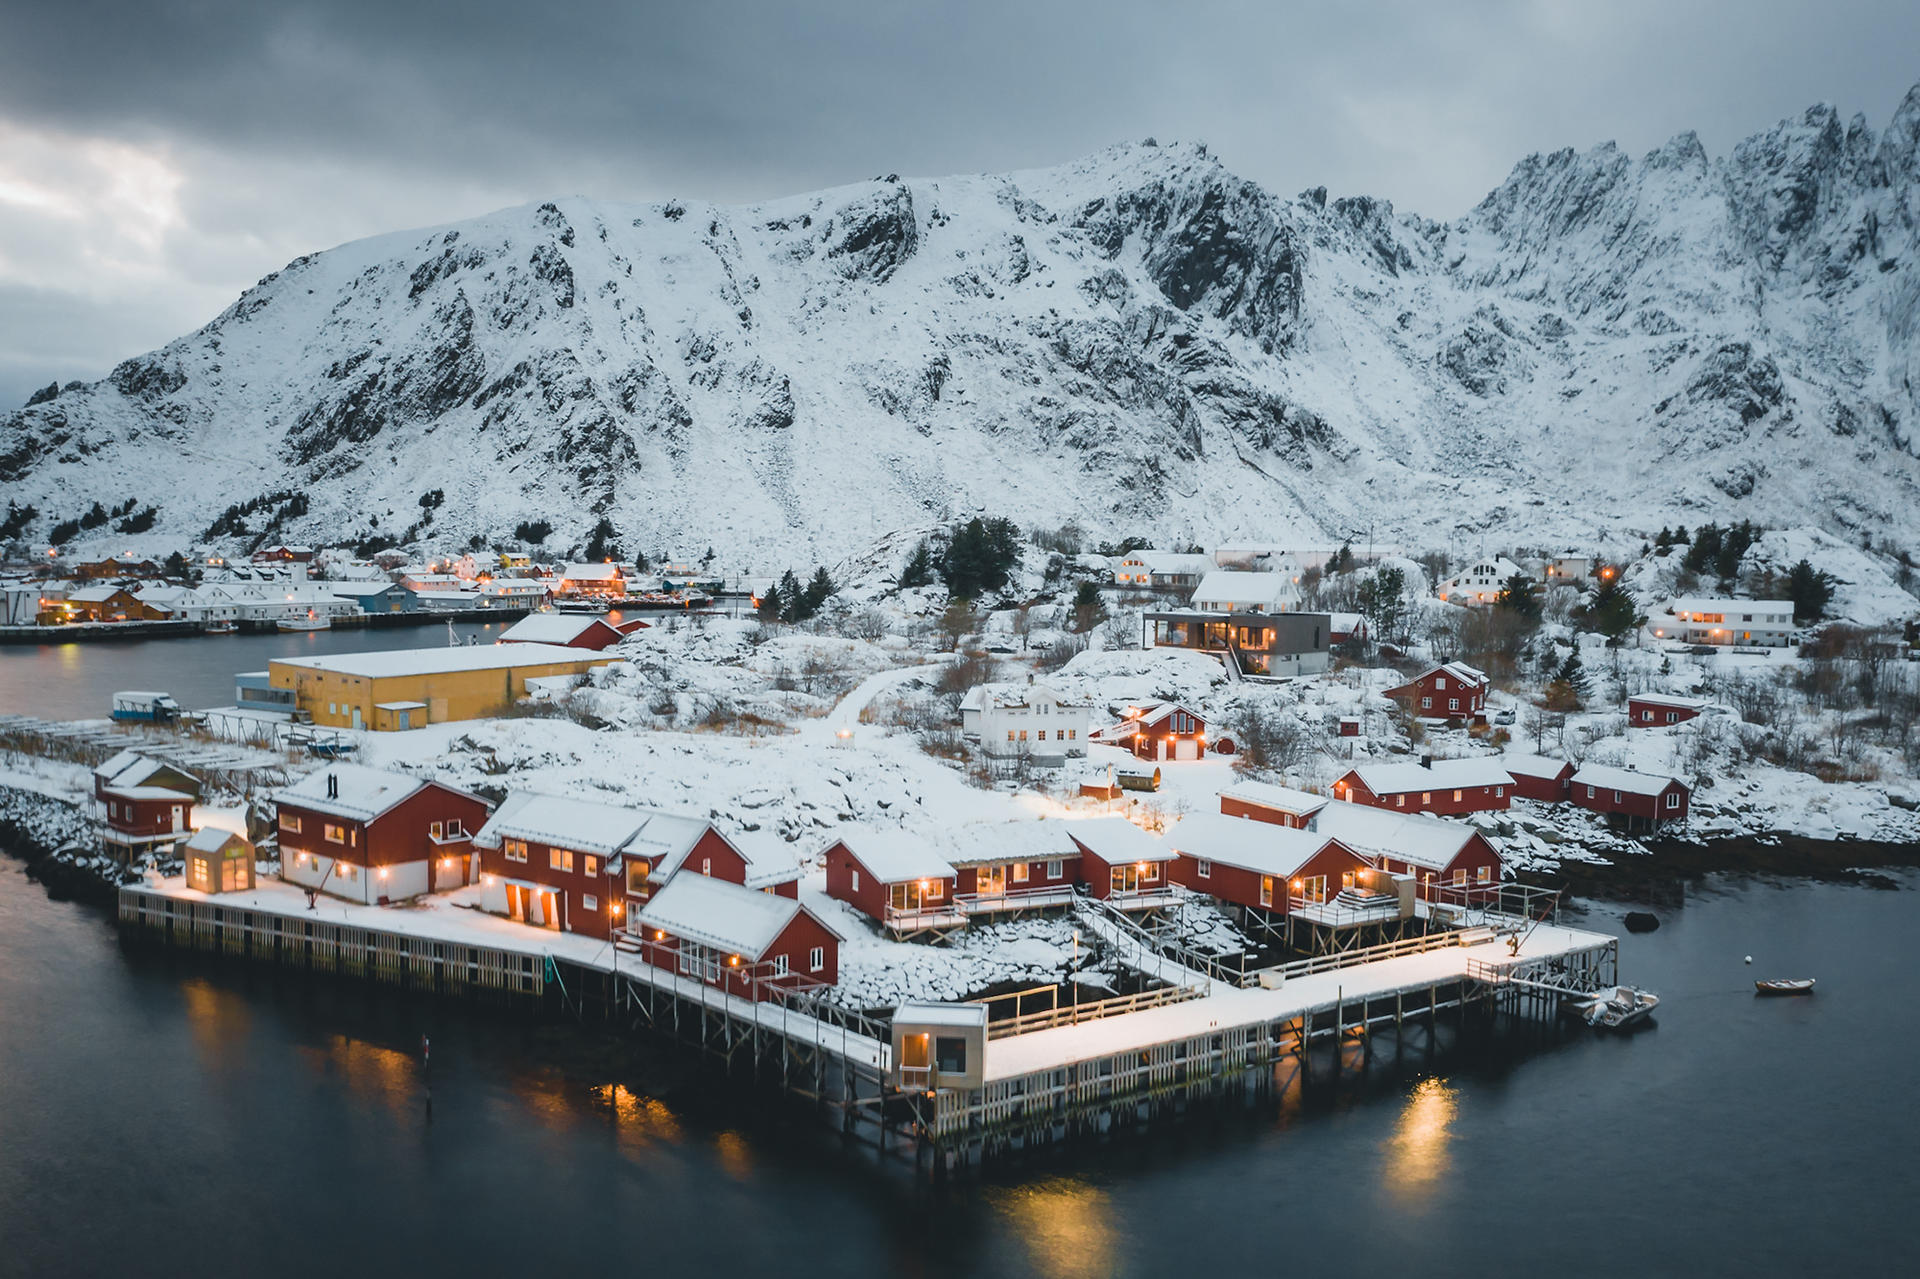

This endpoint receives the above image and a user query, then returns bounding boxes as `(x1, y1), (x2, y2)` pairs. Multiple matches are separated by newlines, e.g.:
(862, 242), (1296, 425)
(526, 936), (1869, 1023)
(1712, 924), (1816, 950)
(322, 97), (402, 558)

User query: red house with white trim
(473, 791), (797, 941)
(1112, 701), (1210, 761)
(1169, 813), (1367, 915)
(1218, 780), (1328, 829)
(821, 828), (964, 939)
(1065, 818), (1180, 911)
(1500, 754), (1576, 803)
(633, 873), (841, 1002)
(944, 822), (1082, 916)
(93, 750), (202, 863)
(1627, 694), (1710, 728)
(497, 613), (628, 650)
(1569, 765), (1690, 831)
(1310, 800), (1504, 899)
(1332, 758), (1513, 816)
(1383, 663), (1489, 723)
(277, 764), (491, 905)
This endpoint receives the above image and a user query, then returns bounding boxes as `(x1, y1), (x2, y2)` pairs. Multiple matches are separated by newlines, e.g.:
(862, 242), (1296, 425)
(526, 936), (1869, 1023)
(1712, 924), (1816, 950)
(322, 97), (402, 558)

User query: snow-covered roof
(1500, 753), (1574, 781)
(1439, 662), (1488, 685)
(94, 750), (193, 790)
(67, 585), (125, 602)
(475, 791), (654, 857)
(1190, 570), (1297, 612)
(944, 820), (1081, 866)
(893, 1001), (988, 1028)
(959, 681), (1092, 712)
(1124, 552), (1216, 574)
(271, 643), (608, 679)
(561, 562), (623, 581)
(1065, 817), (1175, 864)
(1571, 764), (1687, 797)
(105, 784), (197, 801)
(828, 827), (956, 883)
(497, 614), (612, 645)
(727, 829), (804, 889)
(1127, 700), (1202, 728)
(277, 764), (438, 823)
(1668, 597), (1793, 617)
(634, 873), (832, 959)
(1629, 693), (1712, 710)
(326, 580), (403, 597)
(1219, 780), (1328, 817)
(1309, 801), (1483, 872)
(185, 826), (246, 853)
(1347, 758), (1513, 795)
(1170, 813), (1346, 879)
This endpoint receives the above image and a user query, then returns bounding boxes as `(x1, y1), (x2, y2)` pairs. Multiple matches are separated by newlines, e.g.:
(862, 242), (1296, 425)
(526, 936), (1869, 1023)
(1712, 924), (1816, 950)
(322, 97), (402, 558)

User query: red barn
(634, 873), (841, 1002)
(1383, 662), (1489, 723)
(93, 750), (202, 862)
(1169, 813), (1368, 915)
(1500, 754), (1576, 803)
(1113, 701), (1209, 762)
(821, 828), (963, 939)
(1218, 780), (1328, 829)
(474, 791), (795, 940)
(1332, 758), (1513, 816)
(1065, 818), (1180, 910)
(1310, 800), (1504, 900)
(1570, 765), (1690, 831)
(497, 613), (627, 650)
(945, 822), (1082, 916)
(276, 764), (491, 905)
(1627, 694), (1710, 728)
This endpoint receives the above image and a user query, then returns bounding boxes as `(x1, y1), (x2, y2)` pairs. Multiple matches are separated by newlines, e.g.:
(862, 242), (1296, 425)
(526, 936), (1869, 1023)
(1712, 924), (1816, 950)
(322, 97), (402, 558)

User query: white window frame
(1196, 859), (1211, 879)
(808, 946), (825, 973)
(1046, 859), (1063, 879)
(772, 954), (789, 978)
(851, 869), (860, 893)
(324, 823), (346, 845)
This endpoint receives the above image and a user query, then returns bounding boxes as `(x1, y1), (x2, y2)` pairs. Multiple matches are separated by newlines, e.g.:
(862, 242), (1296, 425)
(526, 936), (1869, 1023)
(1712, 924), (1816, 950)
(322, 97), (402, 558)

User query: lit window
(1452, 869), (1467, 886)
(851, 869), (860, 893)
(324, 824), (345, 844)
(550, 848), (574, 873)
(430, 821), (443, 840)
(584, 855), (599, 877)
(504, 838), (528, 863)
(1012, 862), (1029, 884)
(701, 857), (711, 876)
(1452, 790), (1462, 802)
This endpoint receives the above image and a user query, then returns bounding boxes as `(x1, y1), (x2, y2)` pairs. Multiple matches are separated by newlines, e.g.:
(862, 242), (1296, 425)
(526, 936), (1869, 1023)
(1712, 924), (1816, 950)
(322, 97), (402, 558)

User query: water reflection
(1383, 1077), (1458, 1204)
(988, 1177), (1117, 1279)
(714, 1130), (754, 1181)
(179, 976), (250, 1064)
(603, 1083), (684, 1157)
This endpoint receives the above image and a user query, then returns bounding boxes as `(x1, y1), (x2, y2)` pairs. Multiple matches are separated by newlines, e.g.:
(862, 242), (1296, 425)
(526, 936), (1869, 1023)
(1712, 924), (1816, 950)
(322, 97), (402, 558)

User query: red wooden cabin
(1501, 754), (1575, 802)
(1169, 813), (1368, 915)
(276, 764), (491, 905)
(1065, 817), (1180, 910)
(1218, 781), (1328, 829)
(1383, 662), (1489, 723)
(1627, 694), (1709, 728)
(1309, 800), (1504, 900)
(497, 614), (628, 650)
(1570, 765), (1690, 831)
(634, 873), (841, 1002)
(93, 750), (202, 862)
(1114, 701), (1209, 762)
(822, 829), (964, 939)
(1332, 758), (1513, 816)
(945, 822), (1082, 916)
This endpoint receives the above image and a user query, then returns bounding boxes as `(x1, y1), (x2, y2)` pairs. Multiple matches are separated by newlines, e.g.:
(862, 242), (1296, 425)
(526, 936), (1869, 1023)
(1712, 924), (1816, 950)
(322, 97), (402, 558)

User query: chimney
(327, 772), (338, 800)
(1420, 754), (1433, 769)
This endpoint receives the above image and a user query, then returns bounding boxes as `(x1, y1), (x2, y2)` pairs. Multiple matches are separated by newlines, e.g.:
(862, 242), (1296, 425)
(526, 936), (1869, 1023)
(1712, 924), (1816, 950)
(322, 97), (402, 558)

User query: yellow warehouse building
(269, 643), (614, 730)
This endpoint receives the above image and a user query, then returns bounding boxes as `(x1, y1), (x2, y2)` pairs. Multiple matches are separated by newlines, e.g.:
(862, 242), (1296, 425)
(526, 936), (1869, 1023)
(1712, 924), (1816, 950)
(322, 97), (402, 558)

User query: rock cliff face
(7, 87), (1920, 563)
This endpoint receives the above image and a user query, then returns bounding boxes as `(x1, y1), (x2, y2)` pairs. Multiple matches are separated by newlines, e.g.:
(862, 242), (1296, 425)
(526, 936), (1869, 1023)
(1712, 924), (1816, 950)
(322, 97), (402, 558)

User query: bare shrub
(935, 652), (998, 697)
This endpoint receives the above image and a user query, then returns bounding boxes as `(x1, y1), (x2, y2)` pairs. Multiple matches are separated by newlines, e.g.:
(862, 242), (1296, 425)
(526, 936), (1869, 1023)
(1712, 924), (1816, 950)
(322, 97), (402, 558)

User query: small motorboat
(1572, 985), (1660, 1029)
(205, 619), (237, 634)
(1755, 978), (1816, 996)
(278, 612), (331, 632)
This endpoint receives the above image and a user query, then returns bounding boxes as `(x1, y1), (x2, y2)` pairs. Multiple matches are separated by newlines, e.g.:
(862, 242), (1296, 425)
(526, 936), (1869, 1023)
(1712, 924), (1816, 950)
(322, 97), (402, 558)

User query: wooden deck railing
(974, 983), (1201, 1041)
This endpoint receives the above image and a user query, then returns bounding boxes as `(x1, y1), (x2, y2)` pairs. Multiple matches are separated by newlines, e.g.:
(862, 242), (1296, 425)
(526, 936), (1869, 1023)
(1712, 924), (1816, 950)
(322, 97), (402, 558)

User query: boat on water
(1755, 978), (1816, 996)
(1572, 985), (1660, 1029)
(553, 597), (610, 614)
(204, 619), (237, 635)
(278, 613), (331, 632)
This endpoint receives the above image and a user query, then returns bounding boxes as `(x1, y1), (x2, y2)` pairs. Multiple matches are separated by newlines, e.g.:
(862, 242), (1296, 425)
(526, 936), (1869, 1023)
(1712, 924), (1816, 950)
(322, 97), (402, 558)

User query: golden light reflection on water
(600, 1084), (684, 1157)
(179, 977), (249, 1063)
(714, 1130), (754, 1181)
(1384, 1076), (1459, 1203)
(288, 1033), (417, 1119)
(987, 1177), (1118, 1279)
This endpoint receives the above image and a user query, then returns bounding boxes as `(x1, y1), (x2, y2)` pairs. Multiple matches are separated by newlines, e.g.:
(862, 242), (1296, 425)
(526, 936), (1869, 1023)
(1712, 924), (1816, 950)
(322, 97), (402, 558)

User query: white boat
(553, 597), (610, 614)
(1572, 985), (1660, 1030)
(204, 619), (237, 634)
(278, 613), (332, 632)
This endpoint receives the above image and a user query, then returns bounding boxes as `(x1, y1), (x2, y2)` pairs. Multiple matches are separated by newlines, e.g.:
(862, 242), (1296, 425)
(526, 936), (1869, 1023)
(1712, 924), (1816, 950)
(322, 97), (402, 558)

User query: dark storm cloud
(2, 0), (1918, 404)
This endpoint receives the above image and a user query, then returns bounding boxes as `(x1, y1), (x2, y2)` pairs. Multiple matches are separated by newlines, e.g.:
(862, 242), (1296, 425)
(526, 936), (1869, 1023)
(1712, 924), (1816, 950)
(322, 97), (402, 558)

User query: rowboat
(1754, 978), (1816, 995)
(1572, 985), (1660, 1029)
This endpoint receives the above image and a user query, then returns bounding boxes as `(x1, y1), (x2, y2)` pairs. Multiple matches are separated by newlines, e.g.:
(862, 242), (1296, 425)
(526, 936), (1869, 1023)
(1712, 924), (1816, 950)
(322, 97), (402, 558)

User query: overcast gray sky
(2, 0), (1916, 407)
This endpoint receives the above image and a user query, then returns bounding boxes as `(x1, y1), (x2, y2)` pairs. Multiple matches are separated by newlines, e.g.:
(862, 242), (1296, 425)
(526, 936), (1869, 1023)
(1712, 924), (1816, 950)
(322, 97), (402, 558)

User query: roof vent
(327, 772), (339, 800)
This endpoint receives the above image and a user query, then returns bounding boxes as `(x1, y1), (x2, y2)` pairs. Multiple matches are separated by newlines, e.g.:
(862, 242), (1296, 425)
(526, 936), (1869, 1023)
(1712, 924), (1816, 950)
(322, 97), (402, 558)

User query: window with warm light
(324, 823), (345, 844)
(505, 838), (528, 863)
(550, 848), (574, 873)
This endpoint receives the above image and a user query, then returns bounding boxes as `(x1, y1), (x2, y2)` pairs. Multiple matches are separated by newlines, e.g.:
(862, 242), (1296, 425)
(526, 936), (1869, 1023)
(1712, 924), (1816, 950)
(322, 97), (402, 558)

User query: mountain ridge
(6, 84), (1920, 566)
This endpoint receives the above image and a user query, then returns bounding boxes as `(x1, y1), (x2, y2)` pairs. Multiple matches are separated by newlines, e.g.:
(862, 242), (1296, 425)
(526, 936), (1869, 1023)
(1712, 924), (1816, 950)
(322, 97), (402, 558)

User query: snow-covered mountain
(7, 85), (1920, 566)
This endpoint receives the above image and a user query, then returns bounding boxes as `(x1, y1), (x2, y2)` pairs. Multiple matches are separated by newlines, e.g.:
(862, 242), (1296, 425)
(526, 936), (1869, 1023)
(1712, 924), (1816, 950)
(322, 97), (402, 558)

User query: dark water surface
(0, 858), (1912, 1278)
(0, 619), (515, 720)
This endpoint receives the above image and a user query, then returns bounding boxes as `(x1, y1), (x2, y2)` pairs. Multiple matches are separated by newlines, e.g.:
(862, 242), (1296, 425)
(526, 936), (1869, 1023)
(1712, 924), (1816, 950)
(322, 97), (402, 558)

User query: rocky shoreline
(0, 783), (140, 907)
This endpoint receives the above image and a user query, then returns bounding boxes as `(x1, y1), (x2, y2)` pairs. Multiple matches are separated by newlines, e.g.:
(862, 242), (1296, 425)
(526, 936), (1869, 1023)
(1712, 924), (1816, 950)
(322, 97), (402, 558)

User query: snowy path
(808, 657), (950, 745)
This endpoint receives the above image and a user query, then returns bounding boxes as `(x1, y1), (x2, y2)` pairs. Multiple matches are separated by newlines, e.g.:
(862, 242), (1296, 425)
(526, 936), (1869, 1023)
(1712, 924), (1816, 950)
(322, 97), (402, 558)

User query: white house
(1437, 557), (1527, 606)
(959, 681), (1093, 759)
(1656, 598), (1797, 647)
(1112, 552), (1216, 590)
(1190, 570), (1300, 614)
(1542, 554), (1593, 585)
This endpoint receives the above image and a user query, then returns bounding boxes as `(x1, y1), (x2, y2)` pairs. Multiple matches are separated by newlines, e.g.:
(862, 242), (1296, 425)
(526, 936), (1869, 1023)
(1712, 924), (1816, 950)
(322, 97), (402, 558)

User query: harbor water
(0, 855), (1911, 1277)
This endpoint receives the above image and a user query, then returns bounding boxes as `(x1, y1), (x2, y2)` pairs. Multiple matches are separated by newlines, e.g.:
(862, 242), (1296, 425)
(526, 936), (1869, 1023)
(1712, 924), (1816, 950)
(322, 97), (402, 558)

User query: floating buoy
(1744, 955), (1753, 964)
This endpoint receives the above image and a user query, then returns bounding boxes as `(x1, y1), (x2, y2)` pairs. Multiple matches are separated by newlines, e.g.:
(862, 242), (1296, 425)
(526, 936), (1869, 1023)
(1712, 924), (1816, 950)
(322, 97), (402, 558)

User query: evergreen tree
(1494, 572), (1542, 622)
(756, 582), (783, 623)
(1715, 519), (1756, 581)
(1329, 542), (1356, 575)
(79, 501), (109, 530)
(776, 569), (805, 623)
(0, 501), (36, 540)
(1357, 565), (1407, 641)
(940, 515), (1021, 599)
(163, 550), (189, 579)
(1785, 558), (1836, 624)
(802, 567), (835, 617)
(1683, 523), (1721, 575)
(899, 541), (935, 589)
(1573, 577), (1641, 639)
(1556, 651), (1591, 697)
(1071, 580), (1104, 632)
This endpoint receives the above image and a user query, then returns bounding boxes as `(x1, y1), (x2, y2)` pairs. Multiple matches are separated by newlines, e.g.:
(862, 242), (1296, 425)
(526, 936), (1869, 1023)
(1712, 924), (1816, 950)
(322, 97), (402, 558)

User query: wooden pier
(115, 879), (1628, 1171)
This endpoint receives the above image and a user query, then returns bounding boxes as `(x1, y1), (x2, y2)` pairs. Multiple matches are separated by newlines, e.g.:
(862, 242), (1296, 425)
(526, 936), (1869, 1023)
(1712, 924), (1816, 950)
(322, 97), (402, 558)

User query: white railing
(955, 884), (1079, 914)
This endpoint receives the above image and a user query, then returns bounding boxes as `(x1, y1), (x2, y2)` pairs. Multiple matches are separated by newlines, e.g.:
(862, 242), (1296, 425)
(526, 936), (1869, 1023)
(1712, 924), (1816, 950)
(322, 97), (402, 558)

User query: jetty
(116, 874), (1623, 1169)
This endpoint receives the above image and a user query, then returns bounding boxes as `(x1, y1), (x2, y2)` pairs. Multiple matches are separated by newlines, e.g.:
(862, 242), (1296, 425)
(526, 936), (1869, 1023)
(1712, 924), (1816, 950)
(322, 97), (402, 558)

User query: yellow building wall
(269, 655), (606, 729)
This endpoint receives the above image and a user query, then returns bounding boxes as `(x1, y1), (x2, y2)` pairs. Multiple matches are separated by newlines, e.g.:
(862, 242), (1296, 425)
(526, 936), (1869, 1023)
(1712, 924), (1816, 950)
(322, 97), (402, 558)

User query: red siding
(1070, 839), (1169, 900)
(1218, 796), (1317, 828)
(1367, 832), (1504, 898)
(953, 855), (1080, 897)
(1628, 698), (1703, 728)
(1332, 771), (1511, 816)
(1571, 780), (1690, 824)
(1171, 840), (1367, 912)
(821, 839), (956, 924)
(501, 618), (624, 650)
(1386, 670), (1487, 721)
(1508, 768), (1573, 803)
(102, 793), (193, 838)
(639, 910), (839, 1002)
(1126, 708), (1207, 760)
